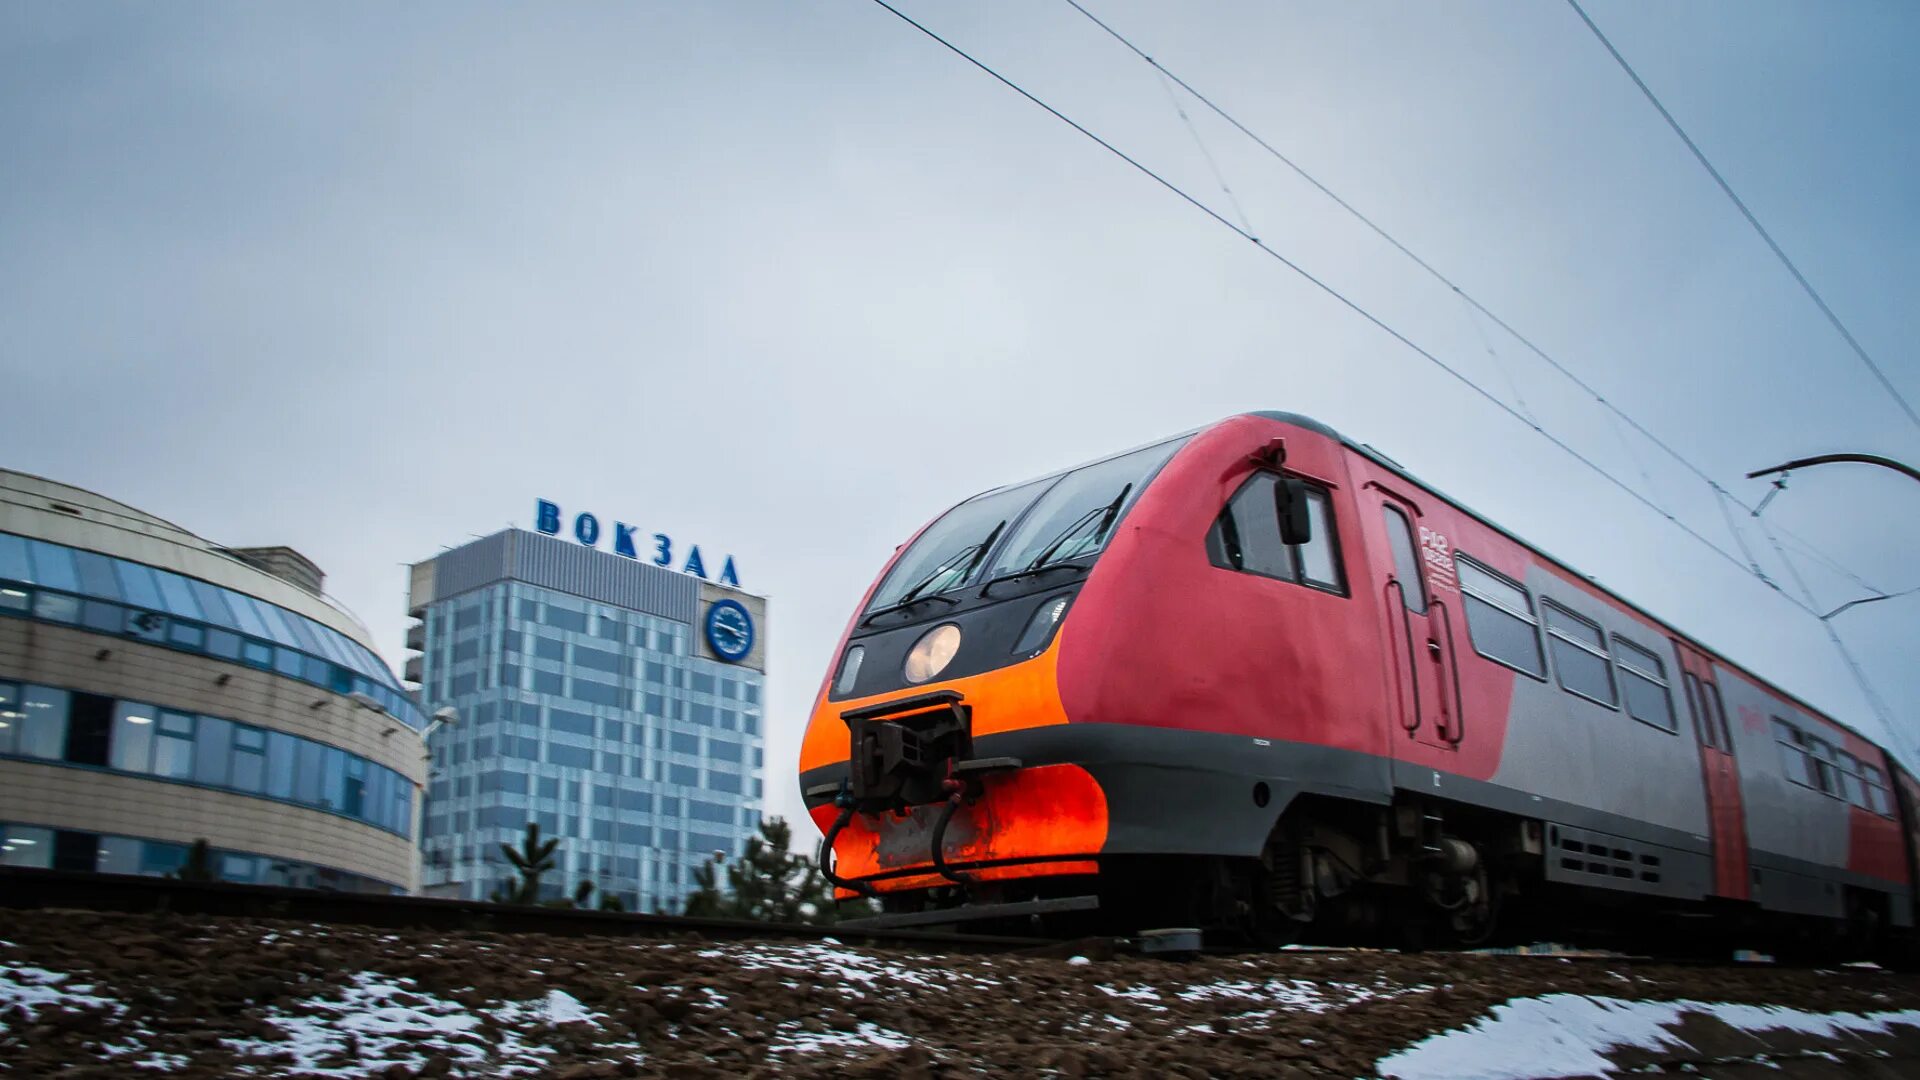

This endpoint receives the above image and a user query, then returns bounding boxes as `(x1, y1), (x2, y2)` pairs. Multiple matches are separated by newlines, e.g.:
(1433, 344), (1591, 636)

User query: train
(798, 411), (1916, 956)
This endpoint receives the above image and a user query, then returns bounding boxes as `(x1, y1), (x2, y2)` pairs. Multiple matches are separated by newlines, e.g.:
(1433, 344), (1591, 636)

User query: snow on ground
(0, 962), (124, 1021)
(217, 971), (636, 1077)
(1375, 993), (1920, 1080)
(697, 941), (1005, 995)
(769, 1019), (913, 1055)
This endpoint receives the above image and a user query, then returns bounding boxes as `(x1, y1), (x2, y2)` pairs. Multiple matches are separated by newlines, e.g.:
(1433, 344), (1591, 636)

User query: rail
(0, 867), (1046, 952)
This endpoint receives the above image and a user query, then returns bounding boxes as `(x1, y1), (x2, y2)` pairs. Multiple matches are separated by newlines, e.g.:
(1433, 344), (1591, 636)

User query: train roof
(1244, 410), (1887, 760)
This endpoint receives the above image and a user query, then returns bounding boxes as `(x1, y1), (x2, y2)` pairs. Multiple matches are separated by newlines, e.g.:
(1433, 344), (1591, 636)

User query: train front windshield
(865, 436), (1188, 614)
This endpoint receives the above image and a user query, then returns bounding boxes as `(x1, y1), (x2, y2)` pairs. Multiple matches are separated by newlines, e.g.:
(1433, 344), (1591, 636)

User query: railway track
(0, 866), (1046, 952)
(0, 867), (1827, 969)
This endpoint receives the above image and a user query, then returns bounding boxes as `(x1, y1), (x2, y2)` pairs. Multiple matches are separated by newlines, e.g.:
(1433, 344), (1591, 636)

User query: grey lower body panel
(801, 724), (1911, 920)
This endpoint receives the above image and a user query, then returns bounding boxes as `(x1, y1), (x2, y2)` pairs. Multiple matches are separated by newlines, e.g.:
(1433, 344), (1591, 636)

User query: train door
(1369, 485), (1463, 752)
(1675, 641), (1749, 900)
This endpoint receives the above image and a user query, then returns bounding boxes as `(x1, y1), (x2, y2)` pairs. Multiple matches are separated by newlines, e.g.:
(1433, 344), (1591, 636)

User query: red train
(799, 412), (1915, 954)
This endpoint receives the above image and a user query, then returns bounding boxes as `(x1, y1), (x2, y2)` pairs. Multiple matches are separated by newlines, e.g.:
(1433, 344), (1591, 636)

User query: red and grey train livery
(799, 412), (1915, 952)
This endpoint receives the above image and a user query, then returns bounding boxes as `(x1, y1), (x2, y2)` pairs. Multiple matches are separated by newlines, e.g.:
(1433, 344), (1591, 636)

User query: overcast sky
(3, 1), (1915, 832)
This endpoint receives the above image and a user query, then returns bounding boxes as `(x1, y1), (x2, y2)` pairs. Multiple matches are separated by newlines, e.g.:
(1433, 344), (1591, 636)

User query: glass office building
(0, 469), (423, 894)
(409, 529), (766, 911)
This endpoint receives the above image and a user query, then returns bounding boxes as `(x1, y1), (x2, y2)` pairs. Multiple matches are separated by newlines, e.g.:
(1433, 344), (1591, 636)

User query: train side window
(1206, 475), (1346, 596)
(1772, 718), (1812, 786)
(1613, 636), (1676, 732)
(1861, 764), (1894, 816)
(1381, 506), (1427, 613)
(1541, 600), (1617, 708)
(1835, 751), (1868, 807)
(1683, 672), (1713, 747)
(1703, 682), (1734, 749)
(1802, 736), (1840, 797)
(1454, 554), (1545, 678)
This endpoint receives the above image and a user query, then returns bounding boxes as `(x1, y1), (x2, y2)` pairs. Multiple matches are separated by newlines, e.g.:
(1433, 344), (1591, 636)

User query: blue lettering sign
(530, 502), (738, 586)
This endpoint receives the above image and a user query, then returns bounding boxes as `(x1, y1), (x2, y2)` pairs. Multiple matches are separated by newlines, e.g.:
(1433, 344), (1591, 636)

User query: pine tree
(172, 838), (217, 883)
(682, 817), (839, 924)
(490, 823), (558, 905)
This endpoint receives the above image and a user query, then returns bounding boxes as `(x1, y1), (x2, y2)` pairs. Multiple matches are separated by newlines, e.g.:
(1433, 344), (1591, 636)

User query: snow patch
(1376, 994), (1920, 1080)
(772, 1019), (912, 1055)
(219, 971), (633, 1077)
(0, 963), (124, 1022)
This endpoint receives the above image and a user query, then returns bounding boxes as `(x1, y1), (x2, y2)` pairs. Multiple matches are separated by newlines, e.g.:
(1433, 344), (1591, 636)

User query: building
(0, 469), (425, 893)
(407, 527), (766, 912)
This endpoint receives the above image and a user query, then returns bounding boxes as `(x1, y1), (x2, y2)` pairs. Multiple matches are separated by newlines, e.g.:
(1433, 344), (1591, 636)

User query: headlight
(833, 645), (866, 695)
(1012, 595), (1071, 655)
(903, 624), (962, 684)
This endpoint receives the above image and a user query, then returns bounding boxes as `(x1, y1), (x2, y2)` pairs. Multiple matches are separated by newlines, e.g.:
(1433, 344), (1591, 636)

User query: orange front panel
(811, 763), (1107, 892)
(799, 634), (1070, 775)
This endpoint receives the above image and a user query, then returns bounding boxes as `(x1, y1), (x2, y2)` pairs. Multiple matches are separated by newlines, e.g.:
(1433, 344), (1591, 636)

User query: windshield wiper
(863, 520), (1007, 625)
(977, 484), (1132, 595)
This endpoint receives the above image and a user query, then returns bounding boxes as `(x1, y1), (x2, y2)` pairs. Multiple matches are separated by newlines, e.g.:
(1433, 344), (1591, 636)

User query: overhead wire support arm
(1746, 453), (1920, 488)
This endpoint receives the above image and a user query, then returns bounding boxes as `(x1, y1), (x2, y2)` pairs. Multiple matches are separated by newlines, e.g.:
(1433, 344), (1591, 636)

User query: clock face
(705, 599), (754, 663)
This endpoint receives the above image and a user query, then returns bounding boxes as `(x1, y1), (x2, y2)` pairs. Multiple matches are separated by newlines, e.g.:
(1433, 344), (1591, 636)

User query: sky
(3, 0), (1916, 834)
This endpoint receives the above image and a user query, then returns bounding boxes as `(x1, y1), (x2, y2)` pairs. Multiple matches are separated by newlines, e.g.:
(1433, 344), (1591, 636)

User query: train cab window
(1207, 475), (1346, 595)
(1613, 636), (1676, 732)
(1454, 555), (1545, 677)
(1541, 601), (1616, 708)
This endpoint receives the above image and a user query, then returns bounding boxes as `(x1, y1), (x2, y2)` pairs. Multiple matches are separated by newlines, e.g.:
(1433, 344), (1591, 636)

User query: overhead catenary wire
(1057, 0), (1885, 598)
(863, 0), (1823, 620)
(1564, 0), (1920, 438)
(1756, 515), (1900, 741)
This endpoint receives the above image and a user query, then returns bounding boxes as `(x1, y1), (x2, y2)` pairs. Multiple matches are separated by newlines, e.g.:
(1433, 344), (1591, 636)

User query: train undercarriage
(845, 793), (1904, 965)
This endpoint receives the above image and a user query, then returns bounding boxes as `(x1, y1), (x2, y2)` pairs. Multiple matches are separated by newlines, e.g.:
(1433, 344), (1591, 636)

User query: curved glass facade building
(0, 469), (423, 893)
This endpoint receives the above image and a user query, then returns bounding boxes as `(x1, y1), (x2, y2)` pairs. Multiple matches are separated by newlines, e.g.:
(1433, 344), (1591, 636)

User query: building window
(1541, 601), (1616, 708)
(1205, 475), (1345, 594)
(231, 726), (266, 793)
(1454, 556), (1545, 677)
(1612, 636), (1675, 732)
(153, 711), (195, 779)
(18, 685), (71, 760)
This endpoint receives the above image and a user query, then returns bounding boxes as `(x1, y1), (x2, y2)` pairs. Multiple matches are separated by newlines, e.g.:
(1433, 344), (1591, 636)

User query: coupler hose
(818, 783), (879, 900)
(930, 780), (974, 888)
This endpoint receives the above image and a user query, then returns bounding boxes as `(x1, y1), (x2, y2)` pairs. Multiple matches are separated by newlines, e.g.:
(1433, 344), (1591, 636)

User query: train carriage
(798, 411), (1913, 954)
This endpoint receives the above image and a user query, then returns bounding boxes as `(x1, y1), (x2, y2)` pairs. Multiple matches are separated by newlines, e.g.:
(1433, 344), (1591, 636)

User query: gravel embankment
(3, 909), (1919, 1077)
